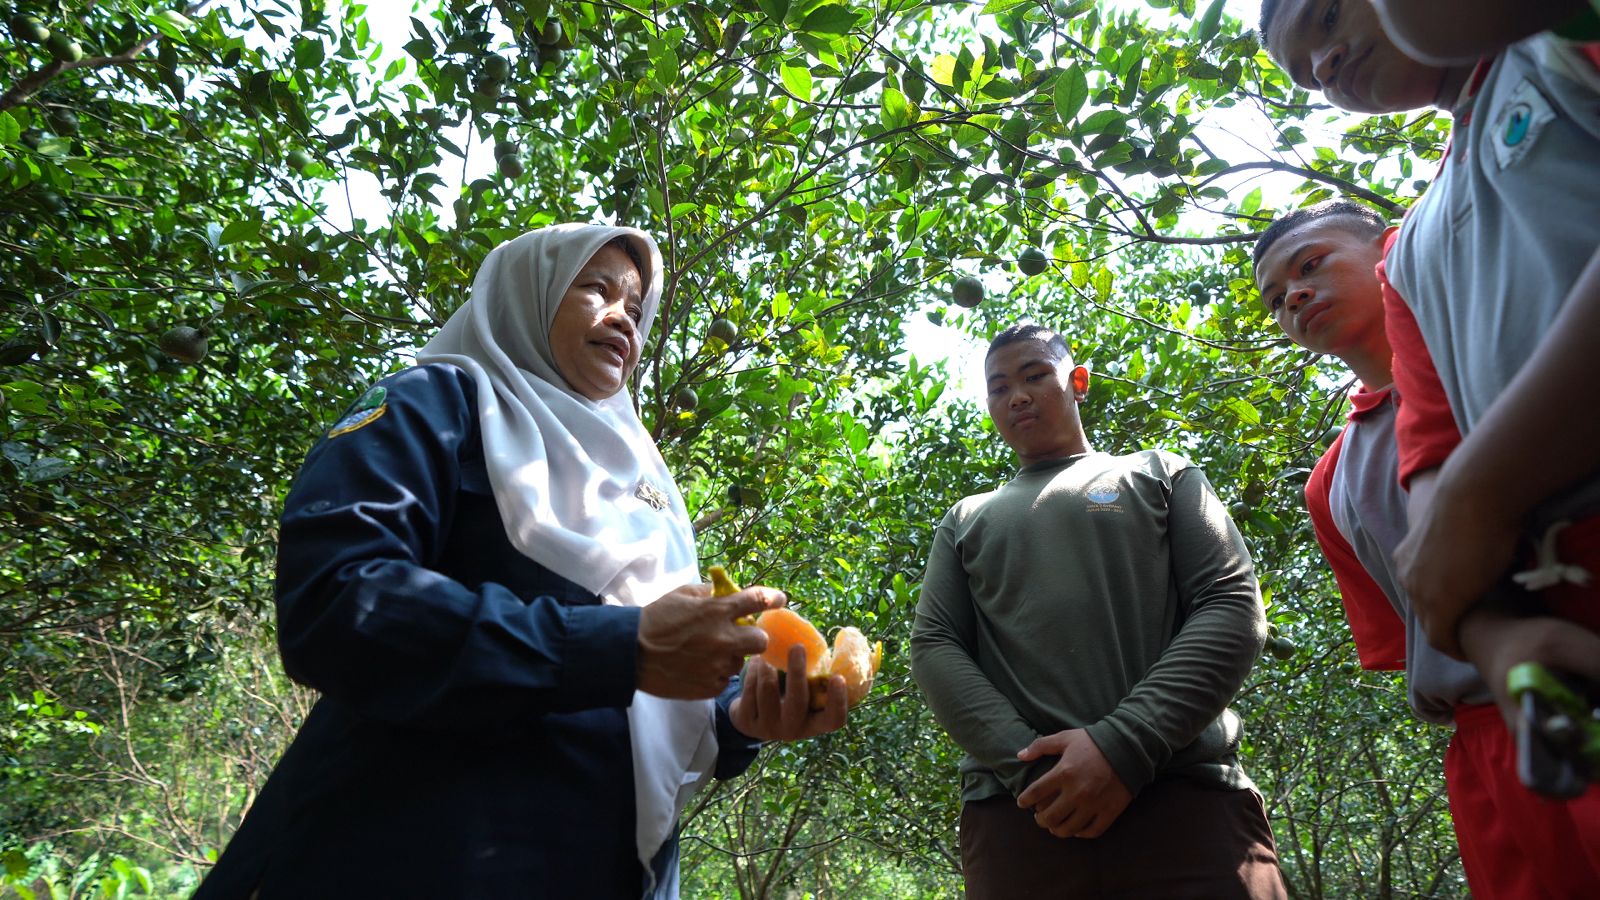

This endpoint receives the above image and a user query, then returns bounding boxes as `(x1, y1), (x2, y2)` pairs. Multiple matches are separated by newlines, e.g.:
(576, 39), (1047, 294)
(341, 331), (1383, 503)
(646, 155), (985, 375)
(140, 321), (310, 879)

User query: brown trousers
(960, 778), (1288, 899)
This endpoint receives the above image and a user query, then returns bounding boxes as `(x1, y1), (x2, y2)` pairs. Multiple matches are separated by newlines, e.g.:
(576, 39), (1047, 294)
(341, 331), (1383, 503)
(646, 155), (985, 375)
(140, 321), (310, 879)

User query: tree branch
(1, 35), (160, 112)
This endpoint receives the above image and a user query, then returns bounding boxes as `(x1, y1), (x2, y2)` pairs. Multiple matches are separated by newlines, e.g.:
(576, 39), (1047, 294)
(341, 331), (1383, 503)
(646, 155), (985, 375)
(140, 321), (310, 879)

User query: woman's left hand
(729, 645), (848, 742)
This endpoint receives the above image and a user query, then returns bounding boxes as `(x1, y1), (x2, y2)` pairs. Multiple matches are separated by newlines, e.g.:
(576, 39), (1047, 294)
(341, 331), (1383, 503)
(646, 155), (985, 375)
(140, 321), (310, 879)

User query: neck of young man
(1346, 352), (1394, 394)
(1433, 64), (1478, 112)
(1016, 433), (1093, 468)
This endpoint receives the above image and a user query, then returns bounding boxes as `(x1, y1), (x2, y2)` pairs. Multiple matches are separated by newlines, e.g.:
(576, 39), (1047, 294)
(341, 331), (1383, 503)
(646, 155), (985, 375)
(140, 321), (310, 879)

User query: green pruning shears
(1509, 662), (1600, 798)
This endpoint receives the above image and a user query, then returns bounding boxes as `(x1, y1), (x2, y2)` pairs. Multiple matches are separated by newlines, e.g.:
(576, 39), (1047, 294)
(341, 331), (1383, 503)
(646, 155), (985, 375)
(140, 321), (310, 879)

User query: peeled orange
(757, 610), (882, 710)
(709, 564), (883, 710)
(756, 607), (832, 679)
(828, 626), (883, 708)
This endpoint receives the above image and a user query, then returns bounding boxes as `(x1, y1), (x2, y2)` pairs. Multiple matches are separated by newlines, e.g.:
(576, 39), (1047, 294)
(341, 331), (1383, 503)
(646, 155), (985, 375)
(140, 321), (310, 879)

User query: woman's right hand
(636, 583), (781, 699)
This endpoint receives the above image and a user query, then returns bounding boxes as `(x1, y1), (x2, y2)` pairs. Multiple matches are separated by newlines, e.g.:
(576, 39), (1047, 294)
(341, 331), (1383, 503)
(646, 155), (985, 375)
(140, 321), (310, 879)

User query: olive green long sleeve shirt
(911, 450), (1265, 802)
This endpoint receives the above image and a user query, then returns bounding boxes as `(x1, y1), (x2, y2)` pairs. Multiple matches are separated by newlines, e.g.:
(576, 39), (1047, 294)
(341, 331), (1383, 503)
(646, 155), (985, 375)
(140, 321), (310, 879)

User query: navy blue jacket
(194, 363), (761, 899)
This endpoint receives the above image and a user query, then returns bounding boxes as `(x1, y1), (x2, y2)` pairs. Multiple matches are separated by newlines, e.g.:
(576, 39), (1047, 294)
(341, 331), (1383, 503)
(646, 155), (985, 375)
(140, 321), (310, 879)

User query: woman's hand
(636, 583), (781, 699)
(728, 645), (849, 742)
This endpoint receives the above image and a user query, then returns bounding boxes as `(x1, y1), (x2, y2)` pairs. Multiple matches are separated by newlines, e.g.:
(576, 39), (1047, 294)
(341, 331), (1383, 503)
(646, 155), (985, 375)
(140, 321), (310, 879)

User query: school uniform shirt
(1384, 33), (1600, 528)
(911, 450), (1264, 802)
(1303, 384), (1487, 724)
(193, 363), (761, 900)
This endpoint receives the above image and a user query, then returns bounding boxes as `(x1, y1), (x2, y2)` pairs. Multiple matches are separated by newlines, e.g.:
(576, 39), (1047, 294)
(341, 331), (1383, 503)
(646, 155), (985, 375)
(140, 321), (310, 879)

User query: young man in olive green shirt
(911, 323), (1285, 898)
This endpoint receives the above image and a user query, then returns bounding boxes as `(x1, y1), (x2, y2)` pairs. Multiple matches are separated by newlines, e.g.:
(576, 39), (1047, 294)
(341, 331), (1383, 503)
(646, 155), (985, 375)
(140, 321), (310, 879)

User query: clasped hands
(1015, 728), (1133, 840)
(636, 582), (847, 742)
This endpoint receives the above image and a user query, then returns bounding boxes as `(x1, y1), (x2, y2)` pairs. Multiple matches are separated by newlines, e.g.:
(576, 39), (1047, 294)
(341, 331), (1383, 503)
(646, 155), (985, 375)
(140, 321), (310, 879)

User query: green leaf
(1095, 142), (1133, 167)
(979, 0), (1032, 12)
(1078, 109), (1122, 135)
(781, 62), (814, 102)
(756, 0), (790, 25)
(967, 173), (1001, 204)
(1119, 58), (1143, 106)
(218, 219), (261, 246)
(799, 4), (858, 36)
(1053, 65), (1088, 126)
(1196, 0), (1227, 43)
(1054, 0), (1095, 19)
(982, 76), (1019, 100)
(653, 44), (681, 87)
(1220, 396), (1261, 427)
(1240, 186), (1263, 215)
(0, 111), (19, 146)
(1091, 266), (1113, 300)
(839, 71), (884, 95)
(880, 87), (910, 129)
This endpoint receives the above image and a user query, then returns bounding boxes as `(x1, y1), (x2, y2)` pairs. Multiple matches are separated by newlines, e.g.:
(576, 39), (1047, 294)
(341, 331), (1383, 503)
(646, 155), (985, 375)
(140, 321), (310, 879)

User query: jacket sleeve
(713, 677), (763, 779)
(274, 364), (641, 733)
(1083, 464), (1266, 793)
(910, 512), (1050, 797)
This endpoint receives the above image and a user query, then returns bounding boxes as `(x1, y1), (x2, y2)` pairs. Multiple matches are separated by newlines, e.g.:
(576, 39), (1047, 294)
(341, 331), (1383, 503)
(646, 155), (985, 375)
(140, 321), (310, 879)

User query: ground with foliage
(3, 0), (1463, 897)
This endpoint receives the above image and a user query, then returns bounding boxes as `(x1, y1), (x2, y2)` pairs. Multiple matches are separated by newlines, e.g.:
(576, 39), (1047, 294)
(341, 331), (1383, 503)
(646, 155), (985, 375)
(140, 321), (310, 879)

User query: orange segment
(756, 608), (831, 679)
(829, 626), (879, 708)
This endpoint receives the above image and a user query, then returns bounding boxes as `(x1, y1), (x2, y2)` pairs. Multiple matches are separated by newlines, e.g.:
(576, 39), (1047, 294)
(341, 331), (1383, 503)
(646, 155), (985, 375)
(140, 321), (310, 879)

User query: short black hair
(987, 322), (1071, 363)
(606, 235), (647, 282)
(1258, 0), (1283, 52)
(1252, 200), (1389, 269)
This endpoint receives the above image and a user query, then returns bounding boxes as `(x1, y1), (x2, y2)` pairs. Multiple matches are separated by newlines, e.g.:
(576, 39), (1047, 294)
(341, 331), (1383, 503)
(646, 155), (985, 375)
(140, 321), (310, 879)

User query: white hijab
(416, 224), (719, 882)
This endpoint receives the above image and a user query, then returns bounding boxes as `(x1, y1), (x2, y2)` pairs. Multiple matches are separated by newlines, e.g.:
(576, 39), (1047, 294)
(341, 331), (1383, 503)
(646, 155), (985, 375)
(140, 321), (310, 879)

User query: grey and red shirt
(1384, 34), (1600, 528)
(1304, 384), (1488, 723)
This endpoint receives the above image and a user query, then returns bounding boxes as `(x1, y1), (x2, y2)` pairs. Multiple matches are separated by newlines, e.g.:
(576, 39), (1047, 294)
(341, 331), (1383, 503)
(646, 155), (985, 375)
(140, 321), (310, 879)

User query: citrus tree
(3, 0), (1465, 896)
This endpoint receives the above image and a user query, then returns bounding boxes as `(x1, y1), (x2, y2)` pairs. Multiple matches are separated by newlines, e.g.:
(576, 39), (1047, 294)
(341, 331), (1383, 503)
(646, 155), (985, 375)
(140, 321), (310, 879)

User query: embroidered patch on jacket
(1086, 481), (1123, 512)
(635, 480), (669, 511)
(1490, 79), (1556, 170)
(329, 386), (388, 438)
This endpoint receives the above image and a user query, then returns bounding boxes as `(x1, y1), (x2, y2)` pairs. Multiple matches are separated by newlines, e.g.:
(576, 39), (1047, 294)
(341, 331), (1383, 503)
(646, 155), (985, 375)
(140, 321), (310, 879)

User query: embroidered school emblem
(635, 480), (669, 511)
(1490, 79), (1554, 170)
(329, 386), (387, 438)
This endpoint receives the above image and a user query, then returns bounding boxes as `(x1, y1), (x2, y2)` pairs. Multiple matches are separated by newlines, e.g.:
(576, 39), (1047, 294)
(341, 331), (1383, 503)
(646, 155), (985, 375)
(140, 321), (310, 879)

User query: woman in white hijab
(193, 224), (847, 900)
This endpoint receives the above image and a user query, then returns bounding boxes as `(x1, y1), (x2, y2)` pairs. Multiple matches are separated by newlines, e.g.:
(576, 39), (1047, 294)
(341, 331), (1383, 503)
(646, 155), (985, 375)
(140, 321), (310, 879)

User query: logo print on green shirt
(1086, 481), (1122, 510)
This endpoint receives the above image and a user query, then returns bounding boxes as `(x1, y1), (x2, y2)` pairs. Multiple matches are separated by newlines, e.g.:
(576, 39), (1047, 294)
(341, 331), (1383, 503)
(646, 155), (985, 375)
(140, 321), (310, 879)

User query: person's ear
(1070, 364), (1090, 402)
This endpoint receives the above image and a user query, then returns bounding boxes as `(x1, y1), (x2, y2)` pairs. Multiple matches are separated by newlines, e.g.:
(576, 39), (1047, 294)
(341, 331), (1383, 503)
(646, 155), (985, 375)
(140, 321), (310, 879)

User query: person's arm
(276, 365), (770, 735)
(910, 514), (1049, 797)
(714, 676), (763, 778)
(1015, 464), (1262, 839)
(1371, 0), (1588, 64)
(1074, 465), (1267, 794)
(1395, 249), (1600, 654)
